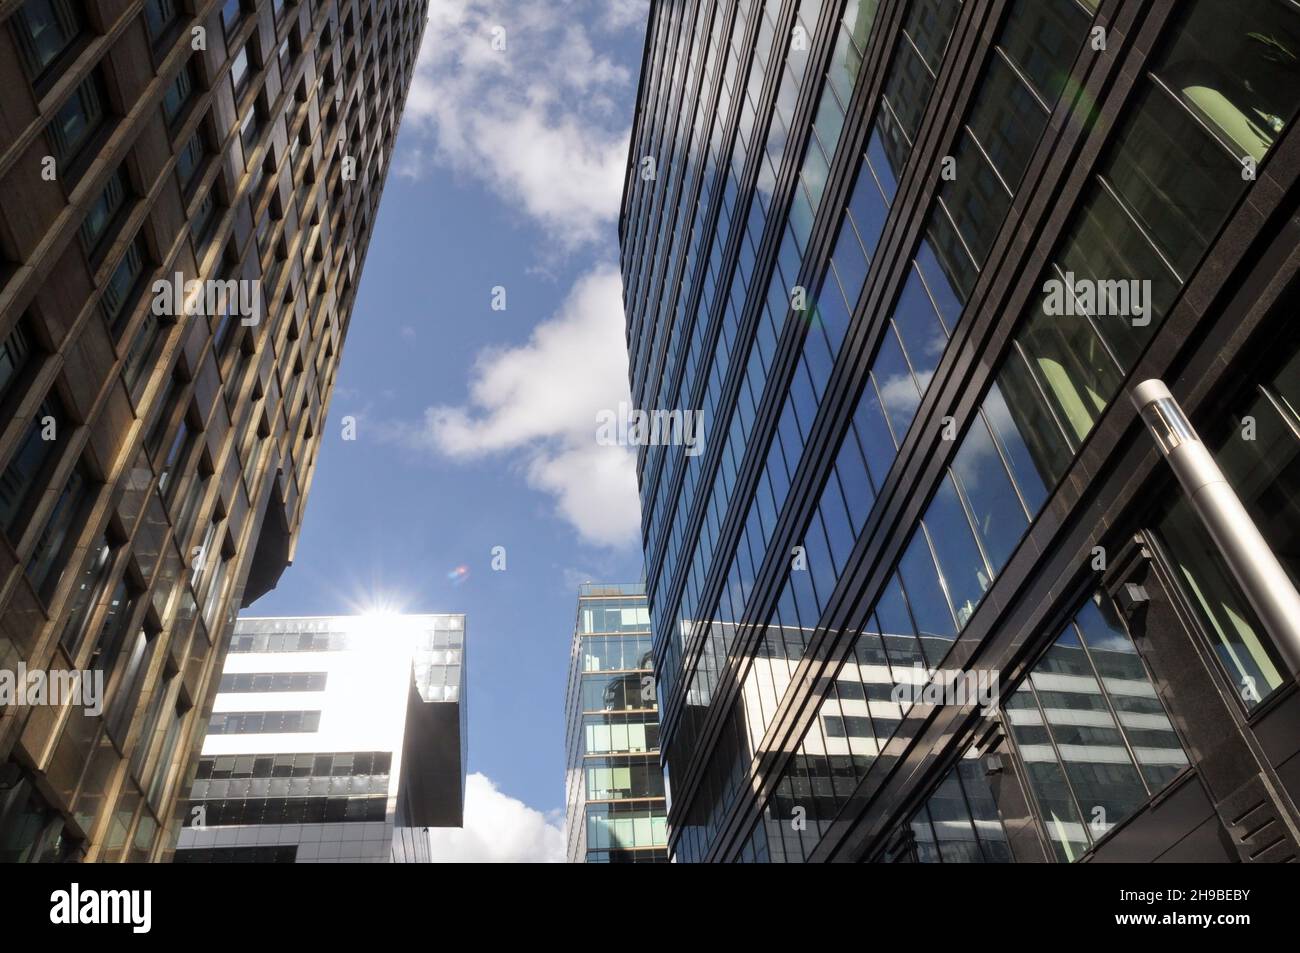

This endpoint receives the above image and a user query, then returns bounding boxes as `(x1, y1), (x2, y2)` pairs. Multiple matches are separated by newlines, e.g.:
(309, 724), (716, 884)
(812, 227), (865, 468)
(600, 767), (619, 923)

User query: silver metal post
(1131, 379), (1300, 675)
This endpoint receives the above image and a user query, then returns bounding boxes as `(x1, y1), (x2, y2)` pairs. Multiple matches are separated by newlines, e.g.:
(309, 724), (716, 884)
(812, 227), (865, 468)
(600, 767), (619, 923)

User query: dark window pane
(12, 0), (84, 83)
(0, 320), (36, 408)
(1157, 490), (1285, 712)
(0, 396), (67, 538)
(850, 377), (898, 489)
(1017, 278), (1123, 446)
(832, 427), (873, 534)
(913, 235), (964, 334)
(917, 202), (978, 311)
(890, 264), (949, 385)
(872, 327), (921, 444)
(847, 152), (891, 256)
(906, 0), (961, 72)
(828, 212), (868, 311)
(991, 349), (1071, 498)
(919, 474), (990, 630)
(59, 535), (115, 659)
(1103, 84), (1242, 279)
(1215, 378), (1300, 589)
(1154, 0), (1300, 164)
(950, 412), (1031, 571)
(897, 531), (956, 665)
(79, 167), (128, 258)
(102, 237), (147, 336)
(998, 0), (1092, 106)
(48, 73), (106, 166)
(162, 60), (196, 127)
(144, 0), (180, 41)
(176, 129), (206, 193)
(1054, 185), (1178, 369)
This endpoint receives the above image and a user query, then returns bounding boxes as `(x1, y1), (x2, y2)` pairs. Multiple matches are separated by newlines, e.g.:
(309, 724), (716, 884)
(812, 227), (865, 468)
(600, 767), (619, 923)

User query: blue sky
(249, 0), (651, 858)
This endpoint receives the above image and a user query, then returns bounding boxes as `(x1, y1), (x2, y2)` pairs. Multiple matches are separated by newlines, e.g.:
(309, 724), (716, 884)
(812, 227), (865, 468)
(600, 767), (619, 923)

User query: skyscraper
(564, 584), (668, 862)
(0, 0), (428, 861)
(174, 613), (466, 863)
(621, 0), (1300, 862)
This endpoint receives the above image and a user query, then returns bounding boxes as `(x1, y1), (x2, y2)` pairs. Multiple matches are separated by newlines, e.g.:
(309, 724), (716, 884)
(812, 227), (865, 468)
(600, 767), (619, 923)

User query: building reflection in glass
(1002, 594), (1189, 860)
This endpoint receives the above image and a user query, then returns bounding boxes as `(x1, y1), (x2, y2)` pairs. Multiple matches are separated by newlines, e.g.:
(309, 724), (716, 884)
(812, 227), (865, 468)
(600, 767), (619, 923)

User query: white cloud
(561, 566), (598, 591)
(401, 0), (646, 249)
(383, 3), (648, 544)
(526, 442), (638, 547)
(393, 265), (640, 548)
(600, 0), (652, 32)
(427, 773), (566, 862)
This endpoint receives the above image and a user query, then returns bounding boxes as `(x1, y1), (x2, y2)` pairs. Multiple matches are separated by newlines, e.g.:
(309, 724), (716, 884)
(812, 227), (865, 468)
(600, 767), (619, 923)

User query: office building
(564, 584), (668, 862)
(620, 0), (1300, 862)
(0, 0), (428, 861)
(174, 612), (466, 862)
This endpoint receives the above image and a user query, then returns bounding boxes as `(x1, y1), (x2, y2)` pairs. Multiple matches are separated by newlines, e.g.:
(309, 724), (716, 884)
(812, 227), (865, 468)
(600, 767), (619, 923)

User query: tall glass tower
(621, 0), (1300, 863)
(563, 584), (668, 862)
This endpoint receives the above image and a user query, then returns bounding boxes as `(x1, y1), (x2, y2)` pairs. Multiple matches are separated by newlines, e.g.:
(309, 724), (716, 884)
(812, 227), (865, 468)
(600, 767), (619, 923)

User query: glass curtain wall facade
(0, 0), (429, 862)
(621, 0), (1300, 863)
(174, 614), (466, 863)
(564, 585), (668, 862)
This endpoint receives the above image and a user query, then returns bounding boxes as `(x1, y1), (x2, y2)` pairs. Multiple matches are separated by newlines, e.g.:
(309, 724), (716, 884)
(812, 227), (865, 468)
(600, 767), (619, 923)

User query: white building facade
(175, 613), (466, 862)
